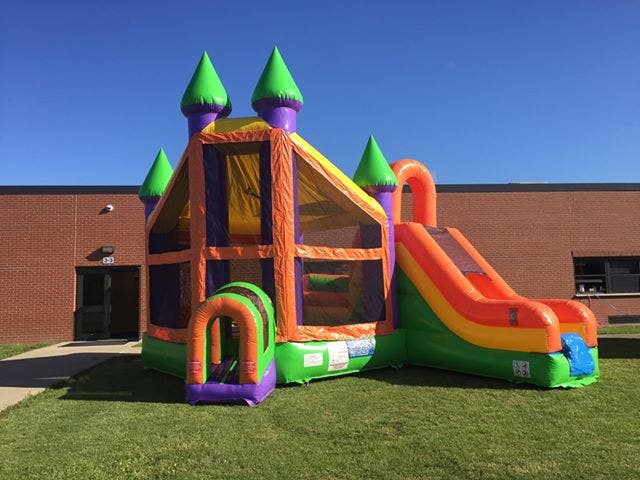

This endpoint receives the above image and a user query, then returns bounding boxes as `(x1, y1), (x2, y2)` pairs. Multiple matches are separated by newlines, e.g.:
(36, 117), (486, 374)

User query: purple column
(141, 196), (160, 220)
(371, 186), (398, 328)
(259, 141), (276, 301)
(182, 103), (224, 139)
(253, 98), (301, 134)
(372, 189), (396, 274)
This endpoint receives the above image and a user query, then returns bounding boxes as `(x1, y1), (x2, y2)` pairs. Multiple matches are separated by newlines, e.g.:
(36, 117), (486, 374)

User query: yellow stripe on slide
(397, 244), (552, 353)
(560, 322), (586, 338)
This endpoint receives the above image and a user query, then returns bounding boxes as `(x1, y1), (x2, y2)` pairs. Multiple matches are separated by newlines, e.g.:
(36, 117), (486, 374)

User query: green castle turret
(181, 52), (231, 138)
(139, 148), (174, 219)
(251, 47), (303, 133)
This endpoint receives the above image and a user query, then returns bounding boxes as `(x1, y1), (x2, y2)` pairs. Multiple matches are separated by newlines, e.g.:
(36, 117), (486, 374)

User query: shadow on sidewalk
(56, 355), (184, 404)
(0, 353), (121, 389)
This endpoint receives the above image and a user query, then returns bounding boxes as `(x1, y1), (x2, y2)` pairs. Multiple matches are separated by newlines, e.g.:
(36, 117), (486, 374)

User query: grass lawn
(598, 325), (640, 335)
(1, 337), (638, 480)
(0, 343), (51, 361)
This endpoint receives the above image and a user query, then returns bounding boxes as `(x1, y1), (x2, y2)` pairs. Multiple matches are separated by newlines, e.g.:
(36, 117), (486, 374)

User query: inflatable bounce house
(140, 48), (599, 405)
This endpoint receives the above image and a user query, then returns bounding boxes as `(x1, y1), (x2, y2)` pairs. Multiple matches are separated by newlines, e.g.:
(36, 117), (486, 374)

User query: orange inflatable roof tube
(391, 159), (436, 226)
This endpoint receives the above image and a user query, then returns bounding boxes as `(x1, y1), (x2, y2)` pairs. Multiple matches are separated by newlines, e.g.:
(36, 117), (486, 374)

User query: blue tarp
(561, 333), (595, 376)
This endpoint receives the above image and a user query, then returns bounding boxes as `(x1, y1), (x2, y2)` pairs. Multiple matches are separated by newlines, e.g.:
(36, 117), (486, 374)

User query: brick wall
(402, 188), (640, 325)
(0, 192), (146, 344)
(1, 186), (639, 344)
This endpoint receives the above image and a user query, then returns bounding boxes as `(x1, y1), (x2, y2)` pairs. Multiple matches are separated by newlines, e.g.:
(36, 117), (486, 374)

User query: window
(82, 273), (105, 306)
(574, 257), (640, 294)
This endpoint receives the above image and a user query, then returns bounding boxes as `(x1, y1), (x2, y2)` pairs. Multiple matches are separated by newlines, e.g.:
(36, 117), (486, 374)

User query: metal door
(75, 270), (111, 340)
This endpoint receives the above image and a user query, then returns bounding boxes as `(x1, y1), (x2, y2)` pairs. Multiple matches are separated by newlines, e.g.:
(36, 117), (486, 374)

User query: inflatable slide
(396, 221), (598, 387)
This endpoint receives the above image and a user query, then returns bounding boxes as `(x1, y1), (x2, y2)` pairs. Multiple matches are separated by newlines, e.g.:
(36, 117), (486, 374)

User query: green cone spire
(181, 51), (229, 109)
(251, 47), (303, 106)
(139, 148), (174, 198)
(353, 136), (398, 190)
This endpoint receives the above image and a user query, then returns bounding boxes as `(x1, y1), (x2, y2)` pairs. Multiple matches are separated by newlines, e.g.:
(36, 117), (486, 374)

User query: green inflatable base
(140, 330), (407, 385)
(274, 330), (406, 384)
(141, 268), (600, 389)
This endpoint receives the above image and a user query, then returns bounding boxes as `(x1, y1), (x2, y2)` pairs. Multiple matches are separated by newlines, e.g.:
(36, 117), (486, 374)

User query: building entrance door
(75, 267), (140, 340)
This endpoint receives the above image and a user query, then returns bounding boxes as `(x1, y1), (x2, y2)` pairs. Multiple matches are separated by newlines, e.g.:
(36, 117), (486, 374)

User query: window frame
(574, 256), (640, 295)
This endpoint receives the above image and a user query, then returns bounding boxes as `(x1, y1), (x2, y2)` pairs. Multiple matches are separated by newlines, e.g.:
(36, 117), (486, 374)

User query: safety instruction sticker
(303, 353), (323, 368)
(513, 360), (531, 378)
(346, 338), (375, 358)
(327, 341), (349, 371)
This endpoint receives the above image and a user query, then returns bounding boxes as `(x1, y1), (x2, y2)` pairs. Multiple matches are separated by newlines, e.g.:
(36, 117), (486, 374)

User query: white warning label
(303, 353), (323, 368)
(327, 341), (349, 371)
(513, 360), (531, 378)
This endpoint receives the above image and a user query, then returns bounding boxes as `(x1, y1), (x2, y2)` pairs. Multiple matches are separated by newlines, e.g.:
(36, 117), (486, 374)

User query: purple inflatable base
(185, 360), (276, 407)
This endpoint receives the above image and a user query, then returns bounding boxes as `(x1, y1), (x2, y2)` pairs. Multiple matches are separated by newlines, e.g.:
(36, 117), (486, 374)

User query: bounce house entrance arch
(185, 282), (276, 405)
(390, 159), (437, 227)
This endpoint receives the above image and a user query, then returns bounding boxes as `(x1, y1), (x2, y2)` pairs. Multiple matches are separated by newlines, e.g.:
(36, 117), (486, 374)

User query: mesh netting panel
(149, 262), (191, 328)
(296, 153), (382, 248)
(229, 258), (264, 286)
(149, 164), (190, 254)
(204, 142), (270, 248)
(206, 258), (275, 301)
(301, 259), (385, 327)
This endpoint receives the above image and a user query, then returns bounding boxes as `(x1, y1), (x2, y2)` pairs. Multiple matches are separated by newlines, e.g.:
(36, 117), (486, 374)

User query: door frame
(74, 266), (140, 340)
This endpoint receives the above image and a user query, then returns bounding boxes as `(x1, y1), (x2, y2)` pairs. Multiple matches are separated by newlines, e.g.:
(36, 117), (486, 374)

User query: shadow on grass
(52, 339), (636, 405)
(56, 355), (184, 404)
(354, 365), (540, 390)
(597, 337), (640, 359)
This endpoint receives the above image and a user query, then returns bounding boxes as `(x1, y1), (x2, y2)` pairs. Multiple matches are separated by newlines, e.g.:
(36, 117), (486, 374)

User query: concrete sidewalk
(0, 340), (141, 412)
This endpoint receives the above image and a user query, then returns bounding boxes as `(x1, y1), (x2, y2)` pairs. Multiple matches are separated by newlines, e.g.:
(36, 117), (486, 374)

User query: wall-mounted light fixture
(101, 246), (115, 254)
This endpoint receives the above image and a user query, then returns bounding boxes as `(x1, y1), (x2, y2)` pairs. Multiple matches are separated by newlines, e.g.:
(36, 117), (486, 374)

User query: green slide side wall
(396, 267), (599, 388)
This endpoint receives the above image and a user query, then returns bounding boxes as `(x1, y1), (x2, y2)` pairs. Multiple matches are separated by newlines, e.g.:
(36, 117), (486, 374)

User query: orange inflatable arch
(390, 159), (437, 226)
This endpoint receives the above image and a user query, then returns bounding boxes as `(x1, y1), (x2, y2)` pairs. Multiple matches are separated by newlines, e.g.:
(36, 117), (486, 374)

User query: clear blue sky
(1, 1), (638, 186)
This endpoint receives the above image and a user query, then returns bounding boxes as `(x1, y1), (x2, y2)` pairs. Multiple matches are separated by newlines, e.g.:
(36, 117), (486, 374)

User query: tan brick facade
(1, 184), (638, 344)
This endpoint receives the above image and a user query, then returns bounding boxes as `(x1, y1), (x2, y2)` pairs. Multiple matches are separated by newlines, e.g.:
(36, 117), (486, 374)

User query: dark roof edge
(0, 186), (140, 195)
(432, 183), (640, 193)
(2, 183), (639, 195)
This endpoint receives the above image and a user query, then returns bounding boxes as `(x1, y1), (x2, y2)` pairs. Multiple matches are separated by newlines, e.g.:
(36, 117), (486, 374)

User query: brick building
(0, 187), (146, 343)
(1, 183), (639, 344)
